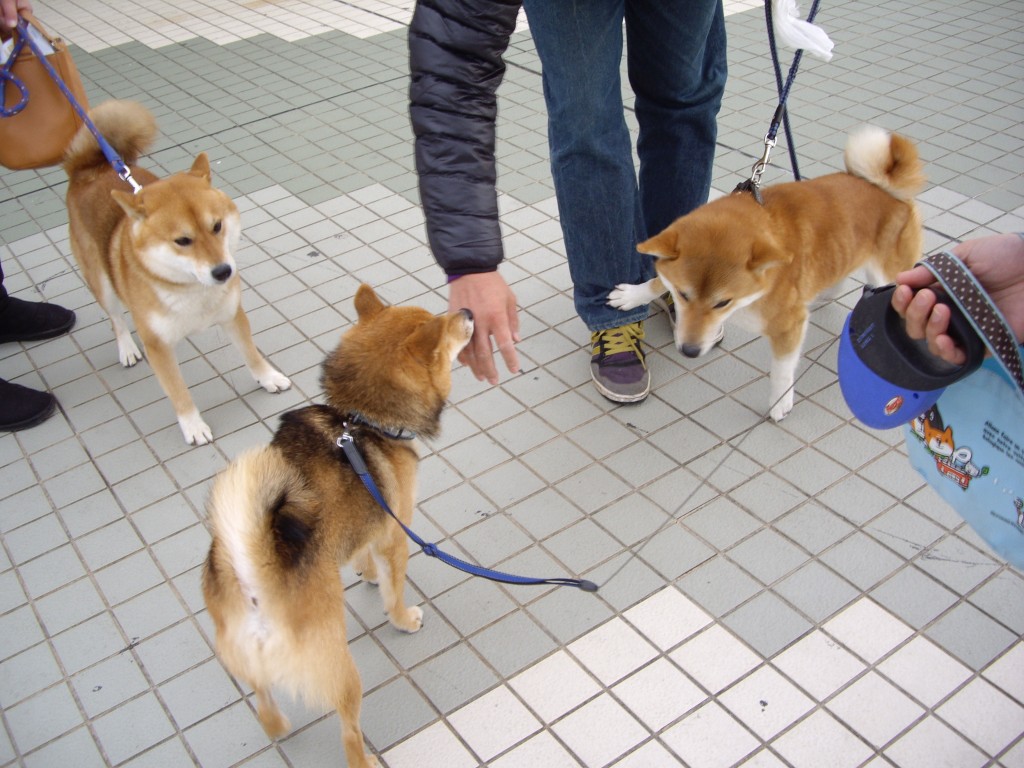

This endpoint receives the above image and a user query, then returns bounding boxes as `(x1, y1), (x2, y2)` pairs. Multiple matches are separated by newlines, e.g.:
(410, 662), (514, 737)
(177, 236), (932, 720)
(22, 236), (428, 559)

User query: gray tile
(926, 602), (1018, 671)
(728, 529), (808, 585)
(967, 571), (1024, 635)
(410, 643), (499, 714)
(360, 677), (437, 752)
(870, 566), (959, 630)
(775, 502), (855, 555)
(183, 700), (269, 768)
(677, 556), (761, 617)
(431, 578), (518, 638)
(820, 532), (905, 591)
(4, 682), (81, 754)
(469, 611), (558, 678)
(21, 727), (106, 768)
(776, 562), (859, 623)
(723, 592), (813, 659)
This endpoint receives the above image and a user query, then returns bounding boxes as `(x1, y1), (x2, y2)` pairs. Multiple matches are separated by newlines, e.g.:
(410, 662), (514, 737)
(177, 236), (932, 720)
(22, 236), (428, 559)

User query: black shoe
(0, 296), (76, 344)
(0, 379), (57, 431)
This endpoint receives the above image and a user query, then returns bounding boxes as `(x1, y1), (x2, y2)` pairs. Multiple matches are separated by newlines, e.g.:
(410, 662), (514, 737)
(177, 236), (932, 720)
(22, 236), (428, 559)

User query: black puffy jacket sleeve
(409, 0), (521, 277)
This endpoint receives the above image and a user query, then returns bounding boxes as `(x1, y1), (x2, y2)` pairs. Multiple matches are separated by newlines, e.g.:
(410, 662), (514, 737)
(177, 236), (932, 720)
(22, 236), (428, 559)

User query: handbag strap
(918, 250), (1024, 398)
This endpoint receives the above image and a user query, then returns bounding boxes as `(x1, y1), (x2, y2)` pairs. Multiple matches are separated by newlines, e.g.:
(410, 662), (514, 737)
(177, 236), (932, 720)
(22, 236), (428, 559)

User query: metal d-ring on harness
(735, 0), (824, 203)
(2, 17), (143, 193)
(337, 427), (598, 593)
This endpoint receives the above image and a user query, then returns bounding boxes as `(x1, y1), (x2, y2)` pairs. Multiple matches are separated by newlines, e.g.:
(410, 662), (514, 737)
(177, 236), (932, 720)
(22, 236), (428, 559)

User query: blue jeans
(521, 0), (727, 331)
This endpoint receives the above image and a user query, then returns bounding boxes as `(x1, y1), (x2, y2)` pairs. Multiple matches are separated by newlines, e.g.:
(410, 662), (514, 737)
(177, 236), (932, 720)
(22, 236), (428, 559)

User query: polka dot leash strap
(919, 251), (1024, 397)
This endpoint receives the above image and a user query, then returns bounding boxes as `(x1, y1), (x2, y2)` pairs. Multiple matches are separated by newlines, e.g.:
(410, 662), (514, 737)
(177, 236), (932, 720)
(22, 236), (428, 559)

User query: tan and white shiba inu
(63, 100), (290, 445)
(609, 126), (925, 421)
(202, 285), (473, 767)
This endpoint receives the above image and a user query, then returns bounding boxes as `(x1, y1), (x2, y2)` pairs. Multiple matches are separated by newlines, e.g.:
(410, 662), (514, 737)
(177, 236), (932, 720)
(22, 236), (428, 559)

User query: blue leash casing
(838, 284), (986, 429)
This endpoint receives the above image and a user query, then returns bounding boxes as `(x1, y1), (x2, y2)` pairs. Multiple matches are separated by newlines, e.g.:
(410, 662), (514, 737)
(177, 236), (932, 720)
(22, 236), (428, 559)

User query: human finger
(903, 287), (937, 340)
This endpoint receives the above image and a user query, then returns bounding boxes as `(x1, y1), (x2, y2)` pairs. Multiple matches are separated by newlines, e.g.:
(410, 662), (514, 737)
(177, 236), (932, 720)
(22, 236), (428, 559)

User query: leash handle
(918, 251), (1024, 397)
(11, 16), (142, 192)
(337, 433), (597, 592)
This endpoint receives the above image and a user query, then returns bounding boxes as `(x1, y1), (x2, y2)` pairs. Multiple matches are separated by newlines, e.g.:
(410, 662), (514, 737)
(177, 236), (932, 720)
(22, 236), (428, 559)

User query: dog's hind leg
(254, 686), (290, 739)
(222, 305), (292, 393)
(329, 650), (380, 768)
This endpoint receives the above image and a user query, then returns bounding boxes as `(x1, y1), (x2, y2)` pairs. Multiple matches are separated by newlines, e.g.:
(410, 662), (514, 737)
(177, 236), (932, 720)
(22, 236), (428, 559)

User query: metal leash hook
(750, 133), (777, 189)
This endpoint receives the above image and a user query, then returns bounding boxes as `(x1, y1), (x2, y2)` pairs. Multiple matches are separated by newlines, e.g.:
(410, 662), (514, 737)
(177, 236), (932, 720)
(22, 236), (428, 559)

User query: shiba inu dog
(609, 126), (925, 421)
(63, 100), (290, 445)
(202, 285), (473, 767)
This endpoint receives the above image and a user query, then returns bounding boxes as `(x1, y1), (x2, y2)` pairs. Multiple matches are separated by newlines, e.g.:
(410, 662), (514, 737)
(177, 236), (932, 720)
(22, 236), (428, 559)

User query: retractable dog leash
(338, 427), (598, 592)
(3, 16), (142, 192)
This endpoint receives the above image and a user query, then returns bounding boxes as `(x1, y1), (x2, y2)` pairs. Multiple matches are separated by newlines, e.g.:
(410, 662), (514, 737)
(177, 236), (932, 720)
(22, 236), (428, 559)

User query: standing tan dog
(609, 126), (925, 421)
(64, 100), (290, 445)
(202, 285), (473, 767)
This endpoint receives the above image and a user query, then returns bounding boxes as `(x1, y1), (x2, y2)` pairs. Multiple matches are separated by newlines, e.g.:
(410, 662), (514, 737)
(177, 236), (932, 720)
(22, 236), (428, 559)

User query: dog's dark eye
(714, 299), (731, 309)
(679, 292), (690, 302)
(212, 221), (222, 234)
(175, 237), (193, 247)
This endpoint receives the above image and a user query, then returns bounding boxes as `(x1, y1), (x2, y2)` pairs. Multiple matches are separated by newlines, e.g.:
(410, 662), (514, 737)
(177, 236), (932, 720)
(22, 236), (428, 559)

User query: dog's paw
(769, 392), (794, 422)
(257, 369), (291, 394)
(391, 605), (423, 634)
(118, 340), (143, 368)
(258, 707), (291, 739)
(608, 283), (647, 311)
(179, 412), (213, 445)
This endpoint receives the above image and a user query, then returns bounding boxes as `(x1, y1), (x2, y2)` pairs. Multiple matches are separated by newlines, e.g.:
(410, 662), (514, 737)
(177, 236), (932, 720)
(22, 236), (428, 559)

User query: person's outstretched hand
(892, 232), (1024, 365)
(448, 272), (520, 384)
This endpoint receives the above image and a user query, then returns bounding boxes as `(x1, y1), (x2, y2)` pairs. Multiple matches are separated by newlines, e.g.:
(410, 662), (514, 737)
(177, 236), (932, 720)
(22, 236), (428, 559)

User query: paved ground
(1, 1), (1022, 766)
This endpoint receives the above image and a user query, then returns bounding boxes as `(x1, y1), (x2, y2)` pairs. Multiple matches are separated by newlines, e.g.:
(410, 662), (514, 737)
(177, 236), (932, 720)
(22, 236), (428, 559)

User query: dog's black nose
(680, 344), (702, 359)
(211, 264), (233, 283)
(459, 308), (474, 322)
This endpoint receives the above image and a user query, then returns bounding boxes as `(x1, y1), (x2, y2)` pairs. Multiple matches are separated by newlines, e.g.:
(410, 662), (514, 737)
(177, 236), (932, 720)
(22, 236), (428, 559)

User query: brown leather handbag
(0, 13), (89, 170)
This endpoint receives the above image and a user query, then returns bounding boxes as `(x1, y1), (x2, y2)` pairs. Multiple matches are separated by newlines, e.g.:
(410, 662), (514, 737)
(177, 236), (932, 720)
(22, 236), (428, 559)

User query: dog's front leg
(767, 321), (807, 422)
(141, 333), (212, 444)
(222, 305), (291, 393)
(371, 523), (423, 633)
(608, 277), (665, 311)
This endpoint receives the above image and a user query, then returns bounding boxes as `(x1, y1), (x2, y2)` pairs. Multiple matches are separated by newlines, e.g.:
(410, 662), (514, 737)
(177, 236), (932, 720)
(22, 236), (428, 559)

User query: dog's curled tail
(204, 446), (316, 609)
(62, 99), (158, 176)
(843, 125), (925, 202)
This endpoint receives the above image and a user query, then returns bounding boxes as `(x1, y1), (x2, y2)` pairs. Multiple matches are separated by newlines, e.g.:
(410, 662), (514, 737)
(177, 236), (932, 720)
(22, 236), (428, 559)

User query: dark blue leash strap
(3, 16), (142, 192)
(337, 432), (598, 592)
(737, 0), (823, 196)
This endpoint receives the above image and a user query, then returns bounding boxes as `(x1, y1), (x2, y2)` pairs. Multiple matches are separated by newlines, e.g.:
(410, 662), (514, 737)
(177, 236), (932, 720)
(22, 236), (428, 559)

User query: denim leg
(522, 0), (726, 331)
(522, 0), (648, 331)
(627, 0), (727, 238)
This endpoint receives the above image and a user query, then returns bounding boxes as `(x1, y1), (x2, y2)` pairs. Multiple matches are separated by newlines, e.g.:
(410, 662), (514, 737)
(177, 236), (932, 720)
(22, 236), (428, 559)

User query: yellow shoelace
(591, 322), (646, 364)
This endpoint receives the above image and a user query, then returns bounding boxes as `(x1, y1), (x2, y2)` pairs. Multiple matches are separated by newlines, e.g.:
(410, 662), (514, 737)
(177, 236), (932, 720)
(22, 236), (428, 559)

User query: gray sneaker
(590, 322), (649, 403)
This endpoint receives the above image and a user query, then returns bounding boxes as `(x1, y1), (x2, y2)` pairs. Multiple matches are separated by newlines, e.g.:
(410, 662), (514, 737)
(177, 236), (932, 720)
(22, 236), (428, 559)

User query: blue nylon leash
(337, 430), (598, 592)
(2, 16), (142, 192)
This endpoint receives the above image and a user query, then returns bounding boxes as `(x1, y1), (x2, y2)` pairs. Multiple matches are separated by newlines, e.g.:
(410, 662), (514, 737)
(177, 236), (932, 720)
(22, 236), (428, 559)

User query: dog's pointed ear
(405, 316), (445, 367)
(189, 152), (211, 182)
(354, 284), (386, 321)
(748, 237), (790, 274)
(110, 189), (145, 220)
(637, 226), (679, 261)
